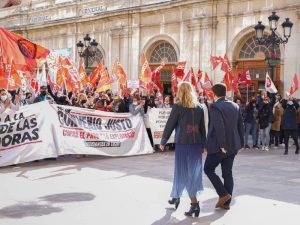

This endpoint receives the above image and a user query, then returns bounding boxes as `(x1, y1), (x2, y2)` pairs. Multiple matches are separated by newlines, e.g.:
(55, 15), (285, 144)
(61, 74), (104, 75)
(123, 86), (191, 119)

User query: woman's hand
(159, 145), (165, 152)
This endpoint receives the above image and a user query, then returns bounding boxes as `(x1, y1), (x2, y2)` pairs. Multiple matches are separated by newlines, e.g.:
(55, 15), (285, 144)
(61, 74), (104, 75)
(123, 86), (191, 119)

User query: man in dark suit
(204, 83), (244, 210)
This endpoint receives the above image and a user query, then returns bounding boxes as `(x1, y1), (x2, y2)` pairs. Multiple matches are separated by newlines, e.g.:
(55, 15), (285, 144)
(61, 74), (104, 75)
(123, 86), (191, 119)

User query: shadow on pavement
(0, 192), (96, 219)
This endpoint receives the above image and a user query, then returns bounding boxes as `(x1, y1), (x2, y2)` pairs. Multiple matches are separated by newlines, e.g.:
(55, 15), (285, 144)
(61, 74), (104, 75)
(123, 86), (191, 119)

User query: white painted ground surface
(0, 151), (299, 225)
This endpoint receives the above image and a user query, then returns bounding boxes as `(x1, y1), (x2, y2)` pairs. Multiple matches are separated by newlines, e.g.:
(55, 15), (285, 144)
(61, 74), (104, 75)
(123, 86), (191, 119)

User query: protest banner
(0, 102), (153, 167)
(148, 108), (175, 145)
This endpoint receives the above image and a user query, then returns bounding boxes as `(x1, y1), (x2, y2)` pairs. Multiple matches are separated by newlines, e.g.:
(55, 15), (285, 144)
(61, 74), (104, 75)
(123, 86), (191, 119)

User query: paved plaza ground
(0, 146), (300, 225)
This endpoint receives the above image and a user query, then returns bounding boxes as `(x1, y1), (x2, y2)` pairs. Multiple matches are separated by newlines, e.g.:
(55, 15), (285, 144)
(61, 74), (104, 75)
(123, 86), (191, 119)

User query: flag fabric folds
(0, 27), (50, 72)
(265, 73), (278, 94)
(289, 73), (299, 96)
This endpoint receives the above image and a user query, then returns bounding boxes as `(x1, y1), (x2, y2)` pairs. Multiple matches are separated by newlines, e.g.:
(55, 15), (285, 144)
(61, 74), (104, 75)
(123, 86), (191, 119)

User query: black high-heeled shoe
(168, 198), (180, 209)
(184, 202), (200, 217)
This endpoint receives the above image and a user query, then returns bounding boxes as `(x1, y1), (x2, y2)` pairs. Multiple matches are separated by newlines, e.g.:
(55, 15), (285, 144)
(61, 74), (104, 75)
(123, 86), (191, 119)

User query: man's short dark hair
(212, 83), (226, 97)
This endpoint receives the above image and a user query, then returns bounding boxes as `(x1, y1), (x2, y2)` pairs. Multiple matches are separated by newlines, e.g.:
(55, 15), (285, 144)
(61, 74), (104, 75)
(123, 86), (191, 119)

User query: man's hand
(159, 145), (165, 152)
(220, 148), (227, 154)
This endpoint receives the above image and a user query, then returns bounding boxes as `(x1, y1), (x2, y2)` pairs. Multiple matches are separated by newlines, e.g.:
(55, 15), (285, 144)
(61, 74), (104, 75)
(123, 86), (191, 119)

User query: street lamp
(76, 34), (99, 68)
(254, 12), (293, 80)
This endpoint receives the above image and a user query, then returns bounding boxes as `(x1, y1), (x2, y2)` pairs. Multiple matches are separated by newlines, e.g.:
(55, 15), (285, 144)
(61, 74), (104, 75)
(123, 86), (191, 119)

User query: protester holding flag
(0, 88), (20, 113)
(160, 82), (206, 217)
(281, 94), (299, 155)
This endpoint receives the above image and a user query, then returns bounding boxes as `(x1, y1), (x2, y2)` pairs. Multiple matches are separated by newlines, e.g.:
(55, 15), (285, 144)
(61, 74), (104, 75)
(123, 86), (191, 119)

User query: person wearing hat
(33, 85), (54, 103)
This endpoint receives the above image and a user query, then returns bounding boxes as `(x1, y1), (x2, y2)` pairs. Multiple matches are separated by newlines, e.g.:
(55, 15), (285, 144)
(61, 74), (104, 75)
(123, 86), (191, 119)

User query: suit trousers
(204, 152), (235, 203)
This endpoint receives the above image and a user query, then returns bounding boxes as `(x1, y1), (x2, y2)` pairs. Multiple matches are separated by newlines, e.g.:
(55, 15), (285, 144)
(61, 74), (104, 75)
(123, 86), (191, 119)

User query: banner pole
(246, 85), (249, 103)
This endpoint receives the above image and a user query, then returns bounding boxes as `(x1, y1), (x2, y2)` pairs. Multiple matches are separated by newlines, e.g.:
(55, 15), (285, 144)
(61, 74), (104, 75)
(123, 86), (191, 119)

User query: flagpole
(246, 85), (249, 103)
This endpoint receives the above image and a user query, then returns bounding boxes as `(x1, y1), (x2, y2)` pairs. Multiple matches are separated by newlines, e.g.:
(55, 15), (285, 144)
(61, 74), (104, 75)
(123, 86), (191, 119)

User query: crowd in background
(0, 84), (300, 154)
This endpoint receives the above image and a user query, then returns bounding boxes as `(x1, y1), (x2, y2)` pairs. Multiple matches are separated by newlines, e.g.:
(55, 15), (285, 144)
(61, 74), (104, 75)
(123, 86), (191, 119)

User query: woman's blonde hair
(175, 82), (198, 108)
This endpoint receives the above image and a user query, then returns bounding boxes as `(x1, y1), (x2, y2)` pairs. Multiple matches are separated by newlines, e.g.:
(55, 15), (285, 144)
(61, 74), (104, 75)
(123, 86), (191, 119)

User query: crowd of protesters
(1, 84), (300, 154)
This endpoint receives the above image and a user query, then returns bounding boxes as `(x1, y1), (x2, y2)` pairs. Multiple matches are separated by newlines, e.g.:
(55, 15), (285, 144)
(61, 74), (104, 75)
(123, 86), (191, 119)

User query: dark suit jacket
(206, 97), (244, 155)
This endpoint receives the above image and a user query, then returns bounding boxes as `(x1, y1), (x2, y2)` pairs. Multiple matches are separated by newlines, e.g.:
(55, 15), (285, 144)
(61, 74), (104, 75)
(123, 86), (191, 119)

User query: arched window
(238, 36), (281, 59)
(149, 42), (177, 64)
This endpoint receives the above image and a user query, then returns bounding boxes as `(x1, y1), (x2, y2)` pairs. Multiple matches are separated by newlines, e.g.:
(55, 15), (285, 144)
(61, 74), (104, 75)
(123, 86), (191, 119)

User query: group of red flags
(0, 27), (299, 97)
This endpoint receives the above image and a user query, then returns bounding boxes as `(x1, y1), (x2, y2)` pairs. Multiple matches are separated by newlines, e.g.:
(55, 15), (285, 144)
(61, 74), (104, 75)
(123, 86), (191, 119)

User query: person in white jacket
(0, 89), (20, 114)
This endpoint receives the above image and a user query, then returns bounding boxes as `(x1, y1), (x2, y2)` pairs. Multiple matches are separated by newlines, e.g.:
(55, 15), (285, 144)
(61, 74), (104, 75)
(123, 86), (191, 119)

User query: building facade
(0, 0), (299, 97)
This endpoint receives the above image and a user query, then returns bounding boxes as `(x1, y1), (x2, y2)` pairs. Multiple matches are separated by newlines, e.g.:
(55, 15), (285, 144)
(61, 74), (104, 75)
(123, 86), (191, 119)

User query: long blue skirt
(170, 144), (203, 198)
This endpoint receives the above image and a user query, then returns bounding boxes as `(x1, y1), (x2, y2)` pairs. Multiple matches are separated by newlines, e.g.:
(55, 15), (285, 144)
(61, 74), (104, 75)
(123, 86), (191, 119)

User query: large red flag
(175, 61), (186, 80)
(239, 69), (252, 86)
(0, 27), (49, 71)
(290, 73), (299, 96)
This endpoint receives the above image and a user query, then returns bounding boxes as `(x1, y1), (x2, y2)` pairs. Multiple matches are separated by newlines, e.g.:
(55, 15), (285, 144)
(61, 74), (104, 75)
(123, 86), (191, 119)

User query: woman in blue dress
(160, 82), (206, 217)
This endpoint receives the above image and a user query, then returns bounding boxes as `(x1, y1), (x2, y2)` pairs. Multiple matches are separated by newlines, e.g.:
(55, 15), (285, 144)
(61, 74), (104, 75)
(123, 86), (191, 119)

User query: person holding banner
(129, 96), (145, 117)
(160, 82), (206, 218)
(0, 89), (20, 113)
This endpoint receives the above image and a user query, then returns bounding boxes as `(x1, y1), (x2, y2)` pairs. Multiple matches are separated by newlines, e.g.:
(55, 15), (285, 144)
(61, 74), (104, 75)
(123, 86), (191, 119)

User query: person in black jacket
(257, 97), (274, 151)
(160, 82), (206, 217)
(281, 95), (299, 155)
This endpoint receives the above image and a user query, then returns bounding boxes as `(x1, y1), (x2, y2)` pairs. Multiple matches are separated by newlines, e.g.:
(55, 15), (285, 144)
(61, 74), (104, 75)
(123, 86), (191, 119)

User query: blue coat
(206, 97), (244, 155)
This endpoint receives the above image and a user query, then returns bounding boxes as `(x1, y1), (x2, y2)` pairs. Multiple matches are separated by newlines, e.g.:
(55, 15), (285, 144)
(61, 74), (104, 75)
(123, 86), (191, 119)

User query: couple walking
(160, 82), (244, 217)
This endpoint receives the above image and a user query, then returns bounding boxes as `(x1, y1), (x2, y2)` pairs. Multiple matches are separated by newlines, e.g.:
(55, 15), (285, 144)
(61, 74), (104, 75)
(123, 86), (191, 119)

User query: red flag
(140, 53), (152, 84)
(197, 69), (203, 81)
(146, 82), (155, 94)
(290, 73), (299, 96)
(232, 72), (241, 96)
(112, 59), (127, 85)
(222, 72), (232, 91)
(175, 61), (186, 80)
(78, 61), (89, 86)
(90, 59), (104, 87)
(239, 69), (252, 86)
(221, 54), (231, 73)
(204, 73), (212, 85)
(183, 68), (192, 82)
(210, 56), (221, 70)
(139, 79), (146, 90)
(0, 27), (49, 71)
(171, 67), (178, 95)
(6, 59), (22, 90)
(152, 63), (164, 94)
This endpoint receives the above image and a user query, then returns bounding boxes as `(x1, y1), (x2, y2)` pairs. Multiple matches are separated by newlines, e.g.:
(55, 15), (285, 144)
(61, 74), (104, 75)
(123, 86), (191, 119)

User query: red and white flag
(239, 69), (252, 86)
(289, 73), (299, 96)
(265, 73), (278, 93)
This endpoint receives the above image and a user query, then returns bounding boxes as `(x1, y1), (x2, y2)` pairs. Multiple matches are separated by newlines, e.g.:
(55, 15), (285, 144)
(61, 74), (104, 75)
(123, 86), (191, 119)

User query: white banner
(148, 108), (175, 145)
(0, 102), (153, 167)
